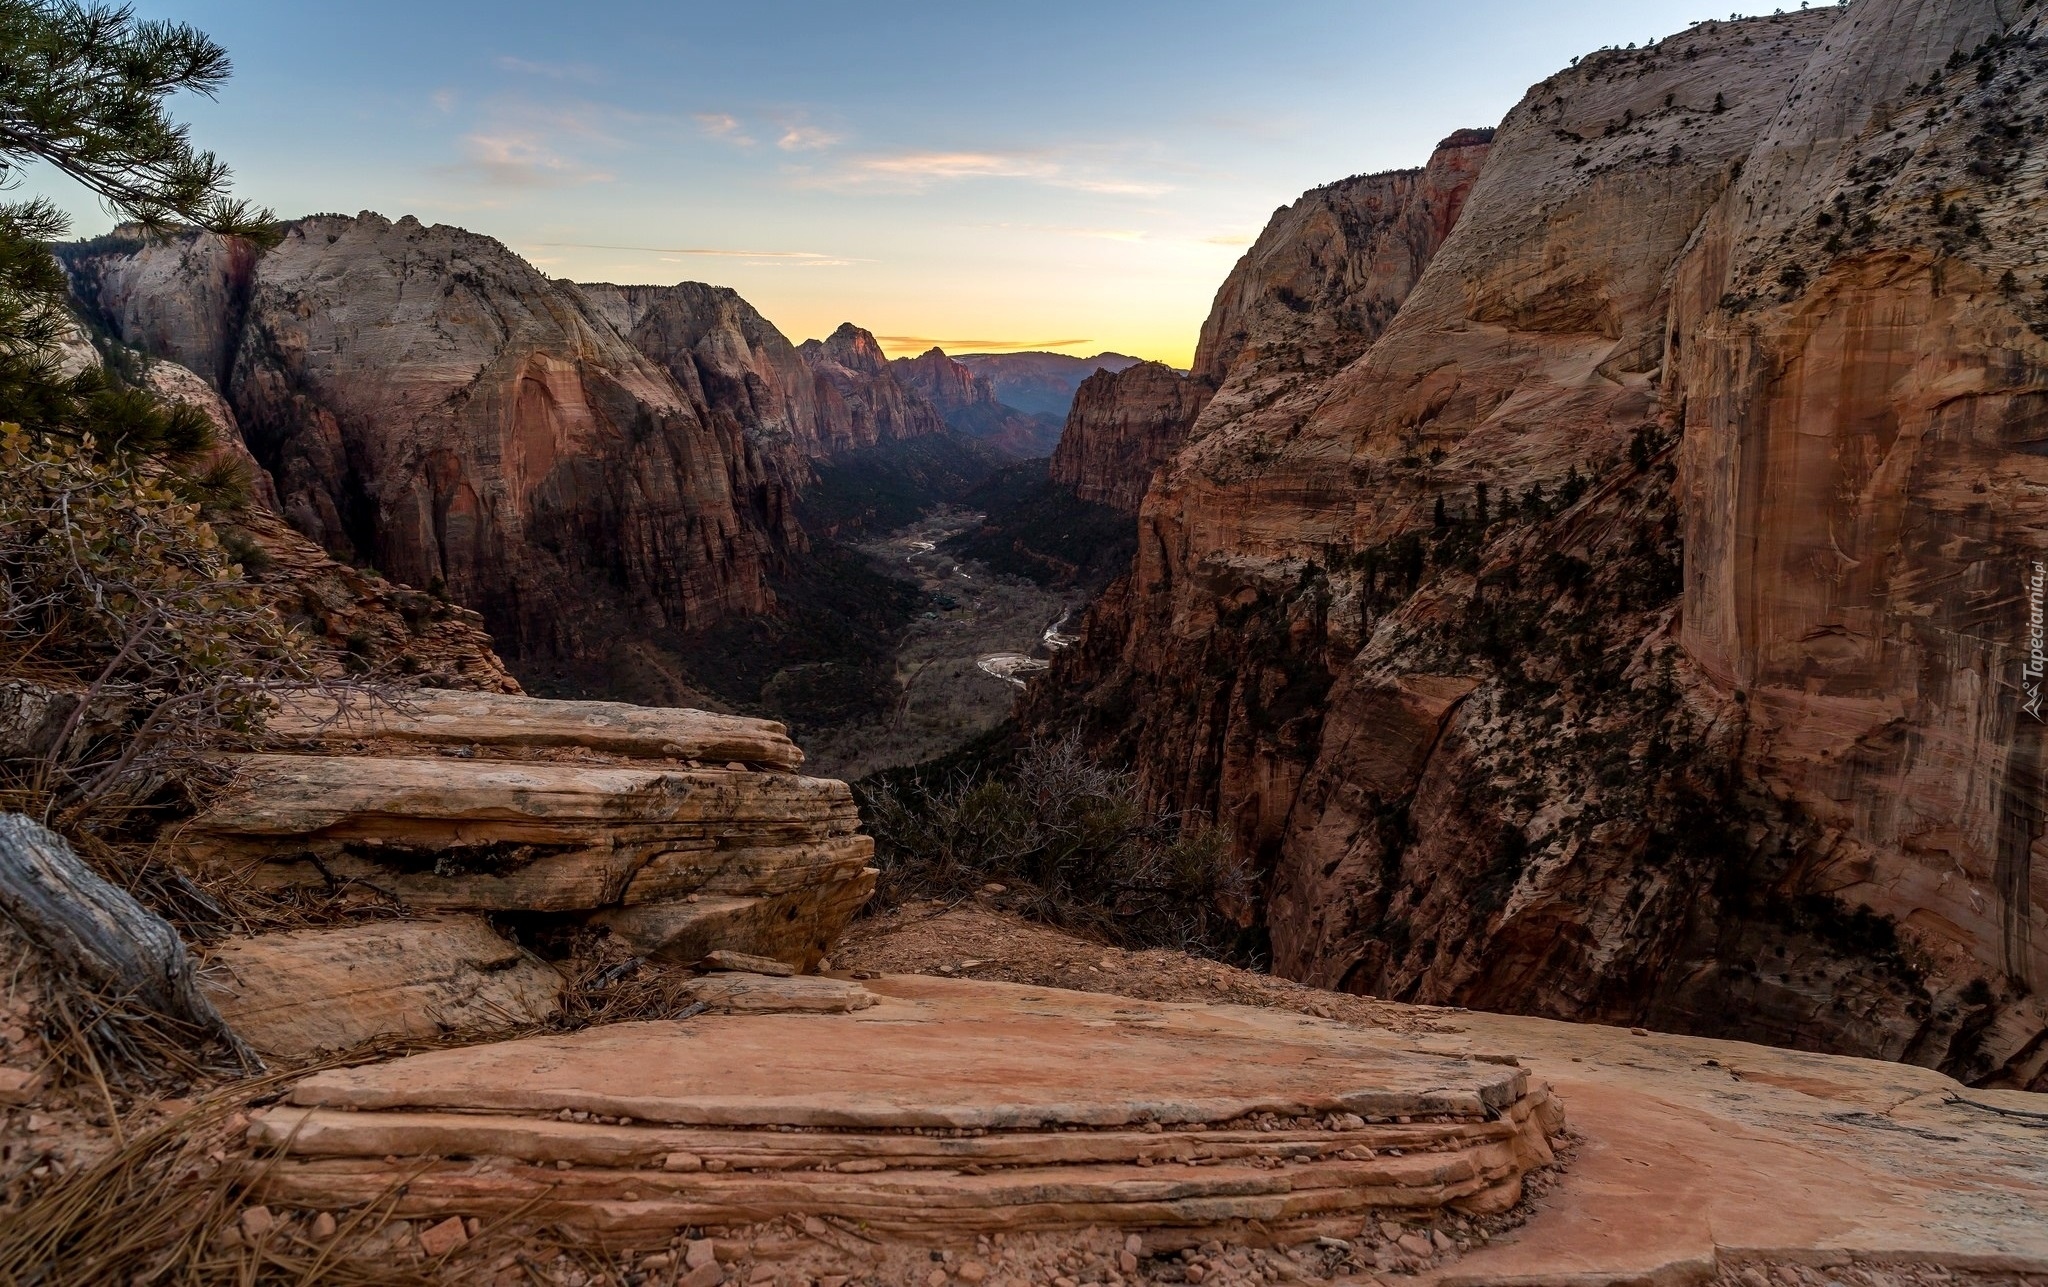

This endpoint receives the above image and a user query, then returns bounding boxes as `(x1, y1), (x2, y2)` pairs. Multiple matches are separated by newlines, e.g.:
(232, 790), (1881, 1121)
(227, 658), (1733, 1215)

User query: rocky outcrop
(185, 687), (875, 973)
(1044, 130), (1491, 517)
(223, 506), (520, 692)
(1029, 3), (2048, 1085)
(795, 323), (947, 449)
(891, 347), (1060, 457)
(63, 215), (795, 676)
(1049, 362), (1212, 513)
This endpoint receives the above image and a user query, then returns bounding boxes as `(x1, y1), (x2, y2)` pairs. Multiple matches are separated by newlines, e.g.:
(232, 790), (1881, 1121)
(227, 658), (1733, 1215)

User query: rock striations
(65, 215), (795, 674)
(1050, 361), (1212, 514)
(1044, 129), (1492, 516)
(187, 687), (879, 1057)
(1027, 2), (2048, 1088)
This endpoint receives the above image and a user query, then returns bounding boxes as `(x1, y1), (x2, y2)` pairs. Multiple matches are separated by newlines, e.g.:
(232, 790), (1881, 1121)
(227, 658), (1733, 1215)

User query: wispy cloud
(695, 112), (756, 147)
(808, 148), (1171, 197)
(444, 132), (614, 188)
(875, 335), (1091, 353)
(776, 123), (842, 152)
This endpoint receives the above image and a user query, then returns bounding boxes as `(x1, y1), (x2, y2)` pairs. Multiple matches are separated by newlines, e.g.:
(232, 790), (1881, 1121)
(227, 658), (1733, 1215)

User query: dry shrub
(858, 733), (1256, 960)
(0, 424), (313, 838)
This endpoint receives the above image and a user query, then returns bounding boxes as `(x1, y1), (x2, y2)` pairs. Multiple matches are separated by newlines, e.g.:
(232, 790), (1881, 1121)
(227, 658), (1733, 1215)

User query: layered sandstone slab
(266, 689), (803, 770)
(200, 917), (563, 1057)
(679, 972), (876, 1014)
(183, 750), (875, 969)
(594, 870), (877, 968)
(250, 976), (1562, 1237)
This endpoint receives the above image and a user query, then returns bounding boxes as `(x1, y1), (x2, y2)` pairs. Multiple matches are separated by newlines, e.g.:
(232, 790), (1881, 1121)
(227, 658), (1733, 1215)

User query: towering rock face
(1045, 131), (1492, 517)
(891, 347), (1059, 457)
(796, 324), (947, 448)
(1049, 362), (1211, 512)
(64, 214), (792, 673)
(1029, 3), (2048, 1086)
(578, 284), (967, 467)
(574, 281), (841, 464)
(1664, 0), (2048, 1078)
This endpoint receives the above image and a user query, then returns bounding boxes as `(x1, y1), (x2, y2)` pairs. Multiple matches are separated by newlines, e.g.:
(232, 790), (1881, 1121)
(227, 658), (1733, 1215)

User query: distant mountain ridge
(953, 350), (1142, 419)
(890, 346), (1061, 457)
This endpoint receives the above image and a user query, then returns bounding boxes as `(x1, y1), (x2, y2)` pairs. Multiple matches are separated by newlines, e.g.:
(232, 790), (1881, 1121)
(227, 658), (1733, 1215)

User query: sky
(45, 1), (1819, 367)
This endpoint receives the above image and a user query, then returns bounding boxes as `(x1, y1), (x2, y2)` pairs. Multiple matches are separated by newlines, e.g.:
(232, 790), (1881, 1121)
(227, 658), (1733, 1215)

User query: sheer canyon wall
(1028, 0), (2048, 1088)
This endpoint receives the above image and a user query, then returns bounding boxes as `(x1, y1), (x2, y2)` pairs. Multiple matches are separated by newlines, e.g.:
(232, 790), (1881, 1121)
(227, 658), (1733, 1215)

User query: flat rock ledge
(248, 976), (1564, 1240)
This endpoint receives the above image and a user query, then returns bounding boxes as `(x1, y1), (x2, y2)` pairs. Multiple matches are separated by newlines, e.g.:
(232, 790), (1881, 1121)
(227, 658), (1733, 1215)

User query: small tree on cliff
(0, 0), (275, 448)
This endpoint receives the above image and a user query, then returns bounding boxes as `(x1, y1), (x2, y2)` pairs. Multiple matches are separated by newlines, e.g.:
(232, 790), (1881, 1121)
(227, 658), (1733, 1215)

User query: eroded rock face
(1043, 130), (1491, 516)
(576, 281), (842, 466)
(1049, 362), (1212, 513)
(65, 215), (793, 673)
(1029, 3), (2048, 1083)
(49, 318), (510, 687)
(795, 323), (947, 449)
(891, 347), (1058, 457)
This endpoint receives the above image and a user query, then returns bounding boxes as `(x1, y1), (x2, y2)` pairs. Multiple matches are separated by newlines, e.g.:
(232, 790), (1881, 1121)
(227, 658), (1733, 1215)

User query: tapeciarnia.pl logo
(2027, 559), (2046, 721)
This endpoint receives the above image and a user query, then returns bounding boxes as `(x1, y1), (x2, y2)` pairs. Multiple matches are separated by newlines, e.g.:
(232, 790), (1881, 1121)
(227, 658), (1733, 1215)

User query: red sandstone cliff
(796, 324), (947, 448)
(64, 215), (794, 677)
(1045, 131), (1492, 516)
(1027, 2), (2047, 1086)
(1048, 362), (1209, 513)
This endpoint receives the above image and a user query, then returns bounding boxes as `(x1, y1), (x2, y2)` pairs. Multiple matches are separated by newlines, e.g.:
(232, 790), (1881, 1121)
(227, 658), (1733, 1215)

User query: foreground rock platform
(249, 976), (1564, 1239)
(830, 908), (2048, 1283)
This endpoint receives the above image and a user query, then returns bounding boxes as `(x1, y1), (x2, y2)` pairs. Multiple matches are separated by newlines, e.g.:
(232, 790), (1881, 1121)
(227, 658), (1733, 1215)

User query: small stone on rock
(0, 1066), (44, 1106)
(418, 1215), (468, 1257)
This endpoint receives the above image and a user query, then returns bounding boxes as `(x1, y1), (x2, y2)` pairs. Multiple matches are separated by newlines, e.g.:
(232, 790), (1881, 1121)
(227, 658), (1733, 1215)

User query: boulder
(200, 917), (563, 1057)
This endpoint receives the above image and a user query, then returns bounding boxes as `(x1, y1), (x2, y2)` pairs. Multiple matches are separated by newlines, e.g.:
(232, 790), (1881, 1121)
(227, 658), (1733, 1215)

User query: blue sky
(48, 1), (1824, 364)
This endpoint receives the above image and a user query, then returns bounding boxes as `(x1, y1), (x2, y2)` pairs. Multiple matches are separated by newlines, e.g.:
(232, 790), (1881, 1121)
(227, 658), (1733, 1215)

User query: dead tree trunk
(0, 812), (259, 1071)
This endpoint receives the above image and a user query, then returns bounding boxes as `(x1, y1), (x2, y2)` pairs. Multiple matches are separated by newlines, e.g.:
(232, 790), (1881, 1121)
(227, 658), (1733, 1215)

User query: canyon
(46, 0), (2048, 1093)
(1027, 0), (2048, 1089)
(59, 223), (1070, 730)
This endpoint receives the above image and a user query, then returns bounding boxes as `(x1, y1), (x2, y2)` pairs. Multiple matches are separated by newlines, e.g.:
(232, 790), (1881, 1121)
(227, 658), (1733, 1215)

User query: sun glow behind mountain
(63, 0), (1813, 367)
